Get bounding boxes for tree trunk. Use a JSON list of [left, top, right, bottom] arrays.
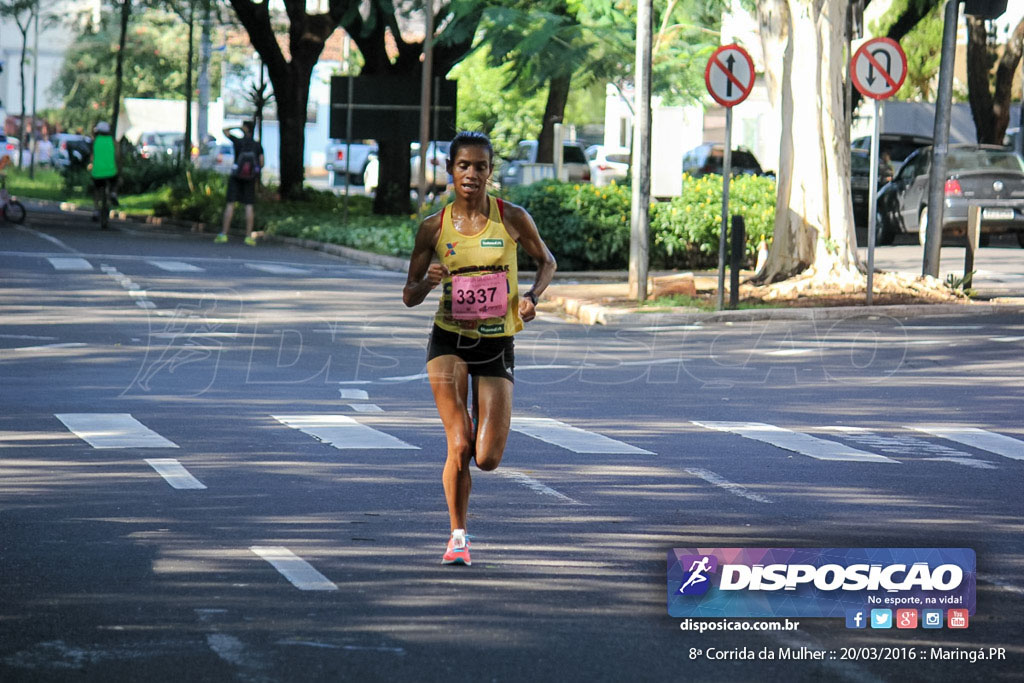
[[755, 0, 860, 284], [111, 0, 131, 137], [17, 16, 27, 169], [273, 62, 313, 200], [197, 0, 211, 147], [967, 15, 1024, 145], [536, 73, 571, 164], [373, 139, 413, 215]]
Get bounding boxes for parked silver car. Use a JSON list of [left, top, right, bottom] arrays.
[[499, 140, 591, 187]]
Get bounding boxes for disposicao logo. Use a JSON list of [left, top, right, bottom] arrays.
[[667, 548, 975, 619]]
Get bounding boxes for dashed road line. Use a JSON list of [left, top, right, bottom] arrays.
[[497, 469, 584, 504], [338, 389, 370, 400], [510, 417, 654, 454], [245, 263, 310, 275], [250, 546, 338, 591], [55, 413, 179, 449], [683, 467, 773, 503], [693, 421, 898, 463], [347, 404, 384, 413], [144, 458, 207, 489]]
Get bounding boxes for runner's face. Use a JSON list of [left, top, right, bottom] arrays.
[[449, 145, 492, 199]]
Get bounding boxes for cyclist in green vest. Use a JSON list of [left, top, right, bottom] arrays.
[[90, 121, 119, 222]]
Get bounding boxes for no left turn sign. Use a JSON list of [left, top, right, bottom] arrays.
[[705, 45, 755, 107], [851, 38, 907, 100]]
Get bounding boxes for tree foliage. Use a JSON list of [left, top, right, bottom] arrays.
[[52, 6, 225, 131]]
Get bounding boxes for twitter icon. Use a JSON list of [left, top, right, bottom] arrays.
[[870, 609, 893, 629]]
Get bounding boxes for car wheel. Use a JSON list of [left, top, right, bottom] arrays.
[[1017, 231, 1024, 248], [918, 206, 928, 247], [875, 210, 895, 246]]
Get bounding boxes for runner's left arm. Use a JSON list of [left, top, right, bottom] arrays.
[[504, 203, 556, 323]]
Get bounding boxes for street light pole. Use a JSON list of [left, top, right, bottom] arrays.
[[629, 0, 653, 302], [923, 0, 960, 277]]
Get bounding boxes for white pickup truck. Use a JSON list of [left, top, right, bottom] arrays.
[[324, 140, 377, 184]]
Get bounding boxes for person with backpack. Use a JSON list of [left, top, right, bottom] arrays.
[[216, 121, 264, 246]]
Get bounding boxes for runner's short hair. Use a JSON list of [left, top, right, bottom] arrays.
[[449, 131, 493, 166]]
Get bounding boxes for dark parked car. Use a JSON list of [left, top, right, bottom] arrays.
[[682, 143, 765, 178], [875, 144, 1024, 247], [851, 149, 894, 227], [851, 133, 931, 174], [50, 133, 92, 169]]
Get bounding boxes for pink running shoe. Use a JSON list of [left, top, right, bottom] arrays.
[[441, 529, 471, 566]]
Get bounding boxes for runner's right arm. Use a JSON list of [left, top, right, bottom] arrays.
[[403, 212, 447, 307]]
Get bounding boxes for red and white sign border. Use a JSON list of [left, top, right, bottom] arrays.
[[704, 44, 755, 108], [851, 37, 907, 100]]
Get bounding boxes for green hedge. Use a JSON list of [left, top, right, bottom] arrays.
[[505, 175, 775, 270]]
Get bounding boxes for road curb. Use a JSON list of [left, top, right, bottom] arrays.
[[543, 295, 1024, 325], [268, 235, 409, 272]]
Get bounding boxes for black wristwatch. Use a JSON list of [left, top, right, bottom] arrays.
[[523, 290, 538, 305]]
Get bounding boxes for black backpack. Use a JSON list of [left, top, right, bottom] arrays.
[[234, 143, 259, 180]]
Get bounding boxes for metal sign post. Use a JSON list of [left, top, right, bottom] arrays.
[[704, 44, 754, 311], [851, 37, 907, 304]]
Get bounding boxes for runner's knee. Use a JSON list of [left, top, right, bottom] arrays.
[[474, 450, 501, 471]]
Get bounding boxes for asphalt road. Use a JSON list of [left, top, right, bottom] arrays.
[[1, 213, 1022, 682]]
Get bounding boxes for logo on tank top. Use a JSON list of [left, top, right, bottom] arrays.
[[480, 238, 504, 248], [445, 242, 458, 256]]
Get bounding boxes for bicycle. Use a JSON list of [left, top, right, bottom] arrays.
[[0, 174, 26, 224], [94, 177, 116, 230]]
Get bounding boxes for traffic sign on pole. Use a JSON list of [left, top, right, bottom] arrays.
[[704, 45, 754, 108], [851, 38, 907, 100]]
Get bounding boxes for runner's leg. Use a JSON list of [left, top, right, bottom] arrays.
[[428, 355, 474, 531], [472, 375, 513, 471]]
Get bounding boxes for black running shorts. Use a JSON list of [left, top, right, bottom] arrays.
[[426, 324, 514, 383], [226, 176, 256, 205]]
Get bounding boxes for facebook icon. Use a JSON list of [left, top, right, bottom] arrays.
[[846, 609, 867, 629]]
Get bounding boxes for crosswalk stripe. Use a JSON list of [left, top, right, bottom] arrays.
[[245, 263, 309, 275], [339, 389, 370, 400], [47, 257, 92, 271], [55, 413, 179, 449], [347, 404, 384, 413], [144, 458, 207, 489], [909, 426, 1024, 461], [250, 547, 337, 591], [692, 421, 898, 463], [272, 415, 418, 450], [510, 417, 653, 454], [824, 426, 995, 469], [148, 260, 205, 273]]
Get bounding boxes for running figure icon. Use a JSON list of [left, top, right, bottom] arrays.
[[679, 556, 712, 593]]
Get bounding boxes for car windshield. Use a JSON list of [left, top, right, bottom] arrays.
[[882, 141, 929, 162], [563, 146, 586, 164], [606, 153, 630, 164], [947, 149, 1024, 172], [850, 151, 870, 174]]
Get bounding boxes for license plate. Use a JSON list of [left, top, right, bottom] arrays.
[[982, 208, 1015, 220]]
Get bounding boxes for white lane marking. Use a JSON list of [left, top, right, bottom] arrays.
[[206, 633, 249, 667], [496, 469, 583, 504], [761, 348, 815, 356], [824, 426, 996, 470], [55, 413, 179, 449], [272, 415, 418, 450], [348, 403, 383, 413], [991, 336, 1024, 343], [136, 300, 157, 309], [144, 458, 207, 489], [10, 342, 88, 352], [510, 417, 653, 454], [683, 468, 773, 503], [909, 426, 1024, 461], [339, 389, 369, 400], [250, 546, 338, 591], [47, 257, 93, 271], [245, 263, 309, 275], [17, 226, 81, 253], [693, 421, 898, 463], [0, 334, 58, 340], [381, 372, 429, 382], [148, 260, 205, 273]]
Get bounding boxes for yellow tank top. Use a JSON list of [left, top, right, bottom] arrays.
[[433, 196, 522, 338]]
